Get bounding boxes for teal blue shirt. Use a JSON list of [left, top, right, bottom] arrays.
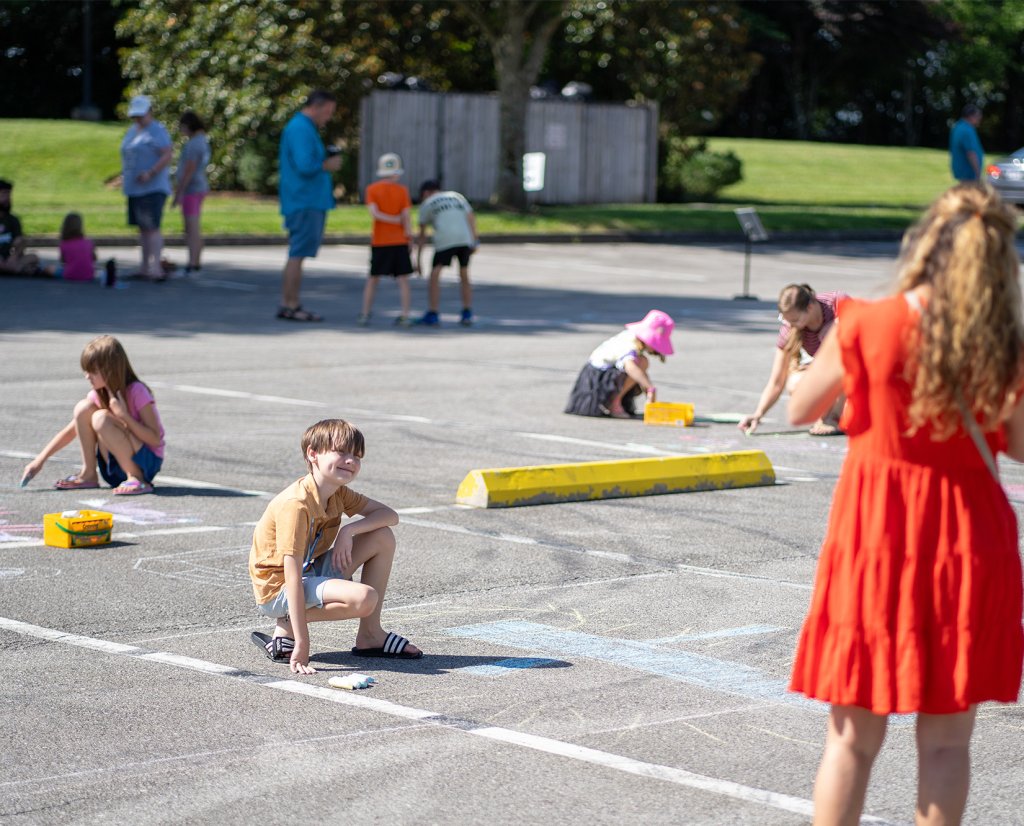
[[278, 112, 334, 215], [950, 119, 984, 181]]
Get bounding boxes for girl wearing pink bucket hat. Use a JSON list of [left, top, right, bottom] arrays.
[[564, 310, 675, 419]]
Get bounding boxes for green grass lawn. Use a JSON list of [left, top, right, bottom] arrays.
[[709, 137, 952, 208], [1, 118, 957, 238]]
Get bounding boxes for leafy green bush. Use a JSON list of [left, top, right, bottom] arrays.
[[659, 136, 742, 201], [236, 136, 278, 195]]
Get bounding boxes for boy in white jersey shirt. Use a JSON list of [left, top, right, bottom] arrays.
[[414, 180, 478, 326]]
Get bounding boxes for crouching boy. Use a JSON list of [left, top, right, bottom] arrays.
[[249, 418, 423, 674]]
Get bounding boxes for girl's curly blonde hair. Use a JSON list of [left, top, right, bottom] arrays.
[[897, 184, 1024, 439]]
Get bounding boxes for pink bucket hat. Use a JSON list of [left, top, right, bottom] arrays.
[[625, 309, 675, 356]]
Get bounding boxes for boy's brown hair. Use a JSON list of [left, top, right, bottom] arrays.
[[301, 419, 365, 470]]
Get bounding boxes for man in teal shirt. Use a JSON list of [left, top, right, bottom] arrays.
[[277, 90, 340, 322], [949, 104, 984, 182]]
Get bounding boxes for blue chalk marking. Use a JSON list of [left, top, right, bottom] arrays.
[[462, 657, 561, 676], [446, 620, 816, 710], [646, 624, 785, 645]]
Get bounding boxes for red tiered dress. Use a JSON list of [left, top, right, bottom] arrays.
[[790, 294, 1023, 714]]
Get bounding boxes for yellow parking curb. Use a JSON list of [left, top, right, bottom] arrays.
[[455, 450, 775, 508]]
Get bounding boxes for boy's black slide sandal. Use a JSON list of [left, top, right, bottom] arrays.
[[251, 631, 294, 662], [351, 631, 423, 660]]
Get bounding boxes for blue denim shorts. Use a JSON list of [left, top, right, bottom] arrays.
[[256, 552, 349, 619], [97, 444, 163, 487], [285, 208, 326, 259], [127, 193, 167, 231]]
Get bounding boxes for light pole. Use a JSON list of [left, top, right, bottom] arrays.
[[71, 0, 101, 121]]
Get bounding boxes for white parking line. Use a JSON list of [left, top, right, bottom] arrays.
[[0, 451, 273, 498], [516, 432, 678, 456], [132, 384, 741, 461], [119, 526, 228, 539], [0, 724, 427, 791], [0, 615, 893, 822], [401, 516, 812, 589]]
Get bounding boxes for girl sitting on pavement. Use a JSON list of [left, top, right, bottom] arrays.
[[56, 212, 97, 282], [21, 335, 165, 495], [564, 309, 675, 418]]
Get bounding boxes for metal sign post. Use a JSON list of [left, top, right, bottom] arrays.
[[733, 207, 769, 301]]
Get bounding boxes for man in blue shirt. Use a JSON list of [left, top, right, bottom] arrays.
[[949, 104, 984, 182], [277, 90, 340, 322]]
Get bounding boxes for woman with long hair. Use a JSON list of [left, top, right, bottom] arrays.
[[788, 184, 1024, 824]]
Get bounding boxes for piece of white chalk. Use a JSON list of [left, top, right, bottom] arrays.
[[328, 674, 375, 690]]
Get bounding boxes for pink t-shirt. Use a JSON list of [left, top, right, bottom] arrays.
[[59, 237, 96, 282], [88, 381, 165, 458]]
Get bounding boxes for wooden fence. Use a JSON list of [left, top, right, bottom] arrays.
[[359, 90, 658, 204]]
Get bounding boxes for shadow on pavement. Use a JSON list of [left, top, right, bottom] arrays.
[[3, 260, 791, 340], [307, 650, 573, 676]]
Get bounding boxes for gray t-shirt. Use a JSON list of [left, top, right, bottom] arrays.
[[178, 133, 210, 194], [121, 120, 173, 197], [419, 191, 474, 251]]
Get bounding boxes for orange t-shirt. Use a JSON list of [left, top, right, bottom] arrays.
[[365, 180, 412, 247]]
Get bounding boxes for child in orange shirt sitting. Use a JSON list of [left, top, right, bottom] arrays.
[[358, 153, 414, 327]]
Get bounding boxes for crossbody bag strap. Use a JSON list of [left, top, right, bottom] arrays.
[[905, 291, 1000, 482], [957, 393, 1000, 482]]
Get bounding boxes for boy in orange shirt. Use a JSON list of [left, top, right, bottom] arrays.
[[359, 153, 414, 326]]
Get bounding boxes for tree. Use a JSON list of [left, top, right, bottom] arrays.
[[458, 1, 568, 209], [114, 1, 758, 204], [552, 1, 757, 137], [0, 0, 126, 120], [117, 0, 491, 193], [719, 1, 952, 147], [932, 0, 1024, 151]]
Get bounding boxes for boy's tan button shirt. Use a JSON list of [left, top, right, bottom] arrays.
[[249, 474, 369, 605]]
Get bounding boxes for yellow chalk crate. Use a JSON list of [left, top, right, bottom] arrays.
[[643, 401, 695, 427], [43, 509, 114, 548]]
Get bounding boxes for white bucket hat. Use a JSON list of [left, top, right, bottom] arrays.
[[375, 152, 404, 177], [127, 95, 152, 117]]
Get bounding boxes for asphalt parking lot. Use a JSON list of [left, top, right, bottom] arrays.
[[2, 238, 1023, 825]]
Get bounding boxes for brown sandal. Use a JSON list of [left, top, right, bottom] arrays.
[[276, 305, 323, 322]]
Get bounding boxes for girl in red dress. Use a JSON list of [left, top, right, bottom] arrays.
[[788, 184, 1024, 825]]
